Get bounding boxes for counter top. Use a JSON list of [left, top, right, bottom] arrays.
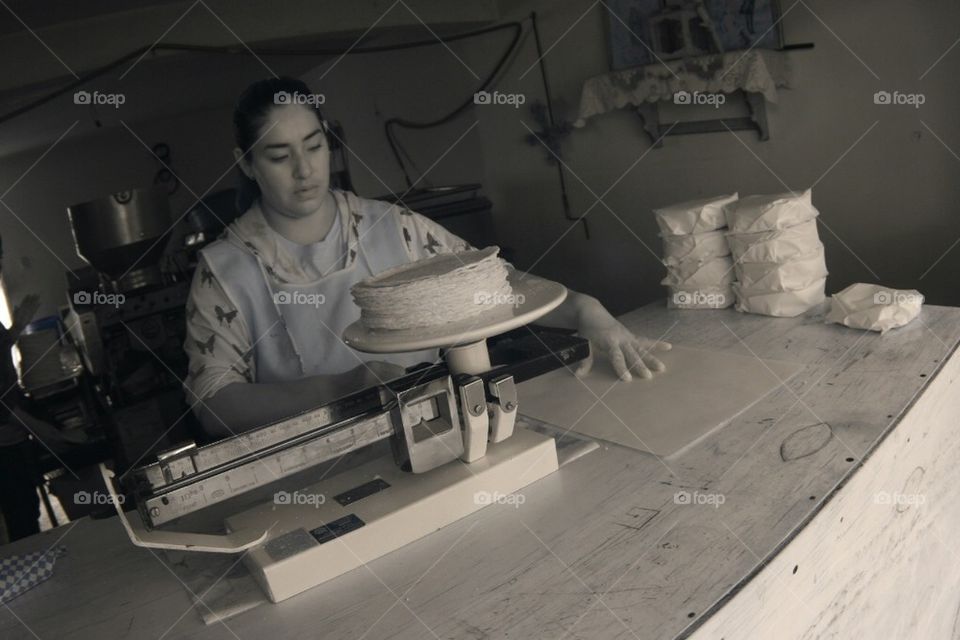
[[3, 303, 959, 639]]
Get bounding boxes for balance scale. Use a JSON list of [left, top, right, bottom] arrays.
[[105, 271, 584, 603]]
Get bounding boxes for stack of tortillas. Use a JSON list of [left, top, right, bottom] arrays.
[[654, 194, 738, 309], [723, 189, 827, 317], [351, 246, 512, 330]]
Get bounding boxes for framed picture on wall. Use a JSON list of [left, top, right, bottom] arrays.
[[606, 0, 784, 70]]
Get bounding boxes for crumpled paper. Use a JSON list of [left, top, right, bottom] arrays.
[[661, 255, 735, 288], [726, 219, 821, 263], [735, 245, 828, 291], [826, 283, 924, 333], [723, 188, 818, 233], [734, 277, 827, 317], [661, 229, 731, 266], [654, 193, 738, 235]]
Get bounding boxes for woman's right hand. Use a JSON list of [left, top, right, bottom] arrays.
[[200, 361, 407, 438]]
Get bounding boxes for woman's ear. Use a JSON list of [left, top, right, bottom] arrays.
[[234, 147, 254, 179]]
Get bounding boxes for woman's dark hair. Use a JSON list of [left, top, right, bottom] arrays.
[[233, 76, 327, 212]]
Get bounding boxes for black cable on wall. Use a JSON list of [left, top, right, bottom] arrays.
[[0, 17, 583, 237]]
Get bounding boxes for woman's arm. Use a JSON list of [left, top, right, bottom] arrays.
[[196, 361, 403, 438], [183, 254, 268, 434], [536, 289, 671, 381], [534, 289, 595, 331]]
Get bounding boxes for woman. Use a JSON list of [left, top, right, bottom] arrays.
[[185, 77, 670, 438]]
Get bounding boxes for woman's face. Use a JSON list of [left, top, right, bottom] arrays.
[[238, 104, 331, 218]]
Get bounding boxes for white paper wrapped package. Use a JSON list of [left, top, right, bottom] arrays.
[[734, 245, 828, 291], [661, 255, 735, 288], [661, 229, 731, 266], [826, 283, 924, 333], [653, 193, 738, 235], [667, 285, 735, 309], [726, 219, 821, 263], [723, 188, 818, 233], [734, 277, 827, 317]]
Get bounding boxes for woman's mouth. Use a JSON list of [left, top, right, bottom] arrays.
[[295, 185, 319, 198]]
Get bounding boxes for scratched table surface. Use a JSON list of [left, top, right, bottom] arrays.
[[3, 303, 959, 640]]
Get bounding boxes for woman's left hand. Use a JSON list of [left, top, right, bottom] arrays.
[[574, 300, 671, 381]]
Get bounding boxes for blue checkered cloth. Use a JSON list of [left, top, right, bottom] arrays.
[[0, 545, 66, 604]]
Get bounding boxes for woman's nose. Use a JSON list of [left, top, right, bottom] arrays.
[[293, 154, 313, 179]]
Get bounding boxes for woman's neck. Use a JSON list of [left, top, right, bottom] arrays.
[[261, 190, 337, 245]]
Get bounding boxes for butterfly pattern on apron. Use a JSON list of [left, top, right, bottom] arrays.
[[201, 190, 441, 384]]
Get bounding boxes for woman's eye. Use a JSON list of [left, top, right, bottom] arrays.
[[308, 145, 323, 152], [269, 156, 288, 163]]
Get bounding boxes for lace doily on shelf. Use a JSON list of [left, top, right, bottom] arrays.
[[574, 50, 793, 127]]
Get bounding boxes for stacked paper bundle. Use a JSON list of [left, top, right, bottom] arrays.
[[723, 189, 827, 317], [654, 194, 738, 309]]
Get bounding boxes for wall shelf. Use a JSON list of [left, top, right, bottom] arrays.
[[636, 90, 769, 147], [574, 50, 792, 147]]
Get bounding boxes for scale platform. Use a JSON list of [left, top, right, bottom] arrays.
[[342, 270, 567, 354], [226, 428, 558, 603]]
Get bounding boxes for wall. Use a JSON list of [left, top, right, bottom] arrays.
[[3, 0, 959, 321], [0, 34, 483, 319], [300, 39, 484, 197], [466, 0, 960, 313], [0, 106, 236, 318]]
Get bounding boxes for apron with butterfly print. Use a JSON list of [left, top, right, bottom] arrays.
[[201, 190, 439, 383]]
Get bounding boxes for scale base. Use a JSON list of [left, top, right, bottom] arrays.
[[225, 428, 559, 603]]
